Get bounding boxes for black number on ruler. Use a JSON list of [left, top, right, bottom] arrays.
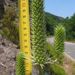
[[23, 21, 26, 24], [24, 46, 27, 48], [26, 62, 29, 65], [22, 0, 25, 1], [24, 40, 27, 42], [23, 15, 26, 18], [24, 27, 27, 30], [22, 9, 26, 12], [26, 70, 29, 71], [22, 3, 26, 7], [25, 52, 28, 54], [24, 34, 27, 36]]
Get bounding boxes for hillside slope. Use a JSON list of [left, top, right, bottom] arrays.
[[45, 12, 64, 35]]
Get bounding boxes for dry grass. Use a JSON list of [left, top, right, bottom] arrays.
[[63, 53, 75, 75]]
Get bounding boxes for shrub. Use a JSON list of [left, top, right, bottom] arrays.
[[0, 6, 19, 45]]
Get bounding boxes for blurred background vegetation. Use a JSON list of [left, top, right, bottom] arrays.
[[0, 0, 75, 75], [46, 12, 75, 42]]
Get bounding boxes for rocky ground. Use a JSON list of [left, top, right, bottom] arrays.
[[0, 35, 75, 75], [64, 53, 75, 75], [0, 35, 39, 75], [0, 35, 19, 75]]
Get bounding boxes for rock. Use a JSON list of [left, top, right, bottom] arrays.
[[0, 37, 41, 75], [0, 37, 19, 75], [0, 63, 6, 75], [0, 35, 2, 40], [32, 65, 39, 75], [0, 35, 3, 45], [0, 35, 43, 75], [1, 38, 18, 48], [0, 46, 4, 54], [0, 0, 17, 19]]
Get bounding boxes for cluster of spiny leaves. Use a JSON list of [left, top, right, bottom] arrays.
[[16, 52, 25, 75], [31, 0, 47, 64], [54, 25, 65, 63]]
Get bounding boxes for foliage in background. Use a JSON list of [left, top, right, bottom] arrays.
[[16, 52, 25, 75], [0, 5, 19, 45], [54, 25, 65, 64], [62, 14, 75, 41], [45, 12, 64, 36], [46, 12, 75, 41], [45, 12, 75, 42]]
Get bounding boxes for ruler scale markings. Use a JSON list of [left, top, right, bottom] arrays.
[[19, 0, 32, 75]]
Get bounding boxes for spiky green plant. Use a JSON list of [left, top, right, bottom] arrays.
[[16, 52, 25, 75], [54, 25, 65, 63], [31, 0, 47, 64]]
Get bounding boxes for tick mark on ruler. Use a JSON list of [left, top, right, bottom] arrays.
[[26, 70, 29, 71], [23, 22, 26, 24], [24, 40, 27, 42], [22, 0, 26, 1], [24, 46, 27, 48], [22, 9, 26, 12], [22, 3, 26, 7], [24, 27, 27, 30], [24, 34, 27, 36], [25, 52, 28, 54], [23, 15, 26, 18]]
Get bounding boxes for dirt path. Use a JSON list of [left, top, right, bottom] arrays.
[[64, 53, 75, 75]]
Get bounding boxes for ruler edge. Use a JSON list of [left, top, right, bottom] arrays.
[[18, 0, 32, 74]]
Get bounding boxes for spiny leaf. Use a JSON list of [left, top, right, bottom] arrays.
[[16, 52, 25, 75]]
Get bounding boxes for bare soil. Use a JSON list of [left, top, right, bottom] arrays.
[[64, 53, 75, 75]]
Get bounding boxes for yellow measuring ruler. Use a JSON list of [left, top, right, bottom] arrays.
[[19, 0, 32, 75]]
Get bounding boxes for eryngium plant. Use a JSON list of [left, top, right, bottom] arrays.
[[54, 25, 65, 63], [16, 52, 25, 75], [31, 0, 47, 64]]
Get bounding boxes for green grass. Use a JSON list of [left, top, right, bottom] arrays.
[[50, 64, 66, 75], [44, 63, 66, 75]]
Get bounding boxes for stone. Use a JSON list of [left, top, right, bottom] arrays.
[[0, 63, 6, 75], [0, 36, 19, 75], [0, 47, 4, 54]]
